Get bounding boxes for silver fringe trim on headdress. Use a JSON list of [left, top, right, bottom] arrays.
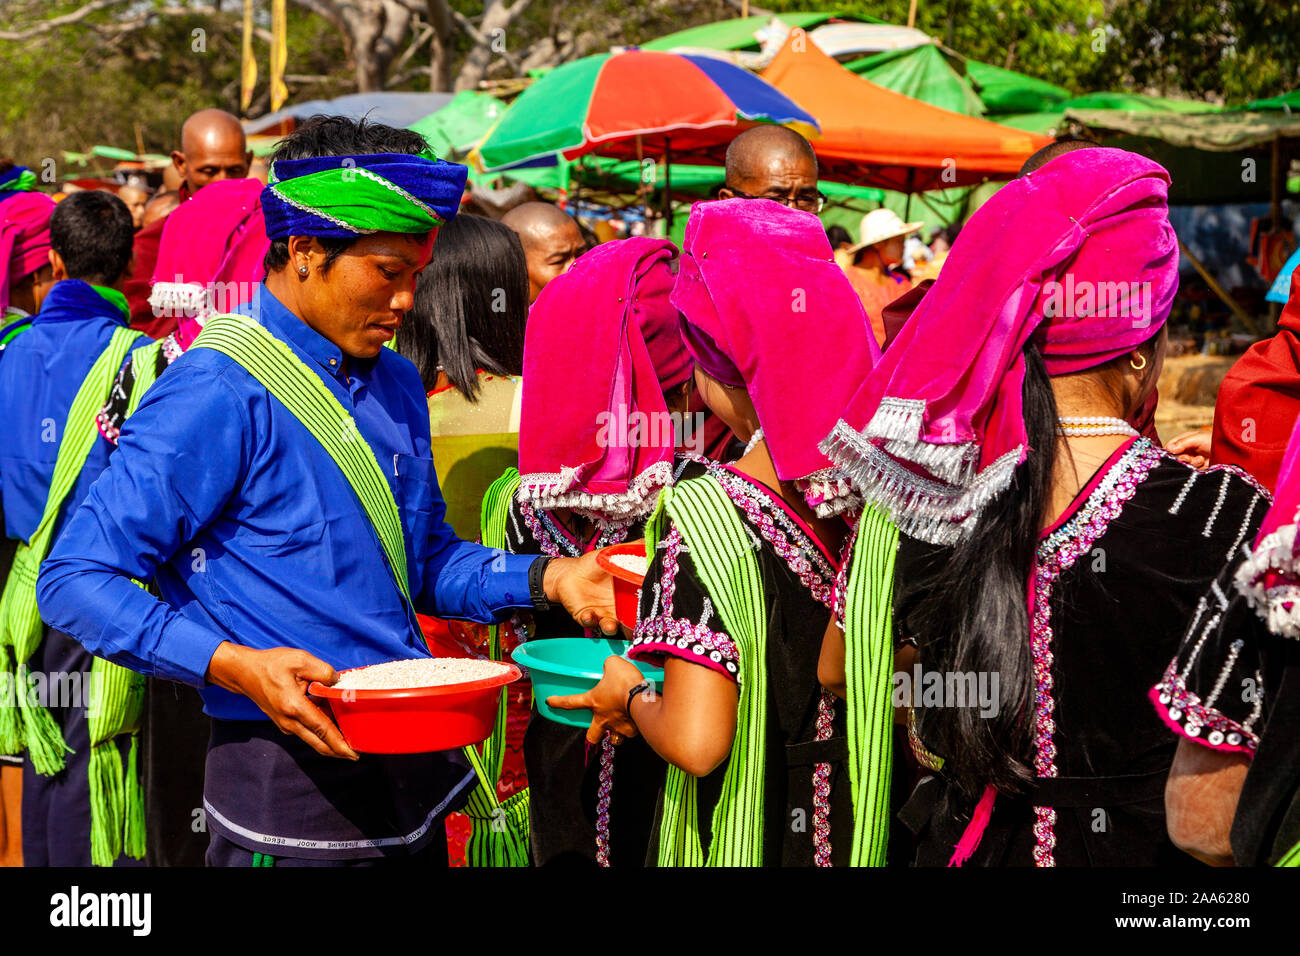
[[148, 281, 211, 321], [796, 466, 864, 519], [516, 458, 674, 528], [1234, 523, 1300, 640], [819, 397, 1023, 547]]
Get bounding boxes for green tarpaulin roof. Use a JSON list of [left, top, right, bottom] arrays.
[[641, 13, 873, 52], [408, 90, 507, 157], [844, 44, 1072, 119], [845, 44, 986, 117], [1065, 92, 1221, 114], [483, 155, 884, 203], [1067, 108, 1300, 151], [1245, 90, 1300, 111], [965, 59, 1071, 115]]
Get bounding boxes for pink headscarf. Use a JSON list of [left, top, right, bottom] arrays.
[[1237, 415, 1300, 637], [822, 147, 1178, 545], [0, 192, 55, 312], [672, 198, 880, 515], [518, 237, 682, 524], [149, 178, 268, 349]]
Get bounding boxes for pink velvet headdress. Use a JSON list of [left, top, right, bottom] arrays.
[[149, 177, 268, 348], [672, 197, 880, 515], [822, 147, 1179, 545], [518, 237, 682, 525], [1237, 416, 1300, 637], [0, 191, 55, 313]]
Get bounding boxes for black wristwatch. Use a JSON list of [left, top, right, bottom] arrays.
[[528, 556, 553, 611], [626, 680, 652, 719]]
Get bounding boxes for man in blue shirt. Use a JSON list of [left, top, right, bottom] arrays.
[[38, 118, 618, 865], [0, 190, 148, 866]]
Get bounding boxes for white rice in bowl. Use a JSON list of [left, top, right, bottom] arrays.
[[608, 553, 649, 577], [333, 658, 510, 690]]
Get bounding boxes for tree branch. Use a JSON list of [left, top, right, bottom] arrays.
[[0, 0, 132, 40]]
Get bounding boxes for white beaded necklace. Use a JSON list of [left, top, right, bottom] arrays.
[[743, 426, 766, 455], [1056, 415, 1138, 438]]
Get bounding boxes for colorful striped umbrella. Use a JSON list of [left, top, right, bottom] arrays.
[[474, 49, 820, 172]]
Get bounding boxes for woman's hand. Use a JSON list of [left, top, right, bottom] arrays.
[[1166, 428, 1212, 470], [548, 655, 646, 745], [544, 552, 620, 636]]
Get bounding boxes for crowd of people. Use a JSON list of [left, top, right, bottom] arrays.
[[1, 104, 1299, 869]]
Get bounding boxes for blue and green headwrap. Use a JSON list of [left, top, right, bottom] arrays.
[[261, 152, 467, 241], [0, 166, 37, 200]]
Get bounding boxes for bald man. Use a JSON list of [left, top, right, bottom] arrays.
[[126, 109, 252, 336], [172, 108, 253, 191], [502, 201, 587, 303], [717, 125, 823, 214]]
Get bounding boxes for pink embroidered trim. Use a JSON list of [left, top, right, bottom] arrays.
[[518, 500, 630, 559], [1029, 439, 1162, 867], [1149, 662, 1258, 755], [710, 465, 838, 610], [628, 627, 740, 678], [595, 731, 615, 867], [813, 690, 834, 866], [832, 522, 859, 631], [516, 500, 630, 865]]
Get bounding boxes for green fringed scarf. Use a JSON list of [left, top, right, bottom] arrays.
[[0, 325, 152, 866], [840, 505, 899, 866], [460, 468, 531, 866], [646, 474, 769, 866]]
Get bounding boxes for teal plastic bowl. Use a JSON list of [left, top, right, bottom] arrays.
[[512, 638, 664, 728]]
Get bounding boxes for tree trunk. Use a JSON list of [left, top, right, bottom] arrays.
[[427, 0, 455, 91], [454, 0, 525, 92]]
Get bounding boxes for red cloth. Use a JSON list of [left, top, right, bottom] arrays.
[[1211, 270, 1300, 491], [125, 183, 190, 338]]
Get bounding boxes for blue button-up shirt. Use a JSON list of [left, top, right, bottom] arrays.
[[0, 279, 146, 545], [38, 283, 536, 721]]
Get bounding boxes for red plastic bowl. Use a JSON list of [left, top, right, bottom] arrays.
[[308, 662, 521, 754], [596, 541, 649, 629]]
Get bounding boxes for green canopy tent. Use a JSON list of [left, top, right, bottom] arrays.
[[640, 13, 876, 53], [965, 59, 1071, 115], [407, 90, 508, 159], [845, 43, 986, 117]]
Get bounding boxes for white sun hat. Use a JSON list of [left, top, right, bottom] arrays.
[[850, 208, 925, 255]]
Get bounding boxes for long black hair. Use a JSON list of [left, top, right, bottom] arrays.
[[397, 213, 528, 398], [903, 339, 1058, 803], [903, 335, 1161, 804]]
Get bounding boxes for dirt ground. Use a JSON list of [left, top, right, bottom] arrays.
[[1153, 353, 1238, 440]]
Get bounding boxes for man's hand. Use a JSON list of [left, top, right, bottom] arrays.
[[1166, 427, 1212, 470], [544, 552, 620, 636], [205, 642, 359, 761], [548, 655, 645, 745]]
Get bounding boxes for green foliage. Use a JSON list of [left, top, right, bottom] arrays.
[[2, 1, 1296, 171], [765, 0, 1297, 106], [0, 0, 343, 168]]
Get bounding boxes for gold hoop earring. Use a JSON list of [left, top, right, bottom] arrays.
[[1129, 353, 1147, 371]]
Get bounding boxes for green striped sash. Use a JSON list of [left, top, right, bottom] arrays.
[[190, 314, 412, 610], [842, 505, 899, 866], [654, 474, 768, 866], [85, 342, 161, 866], [0, 325, 143, 773], [461, 468, 531, 867]]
